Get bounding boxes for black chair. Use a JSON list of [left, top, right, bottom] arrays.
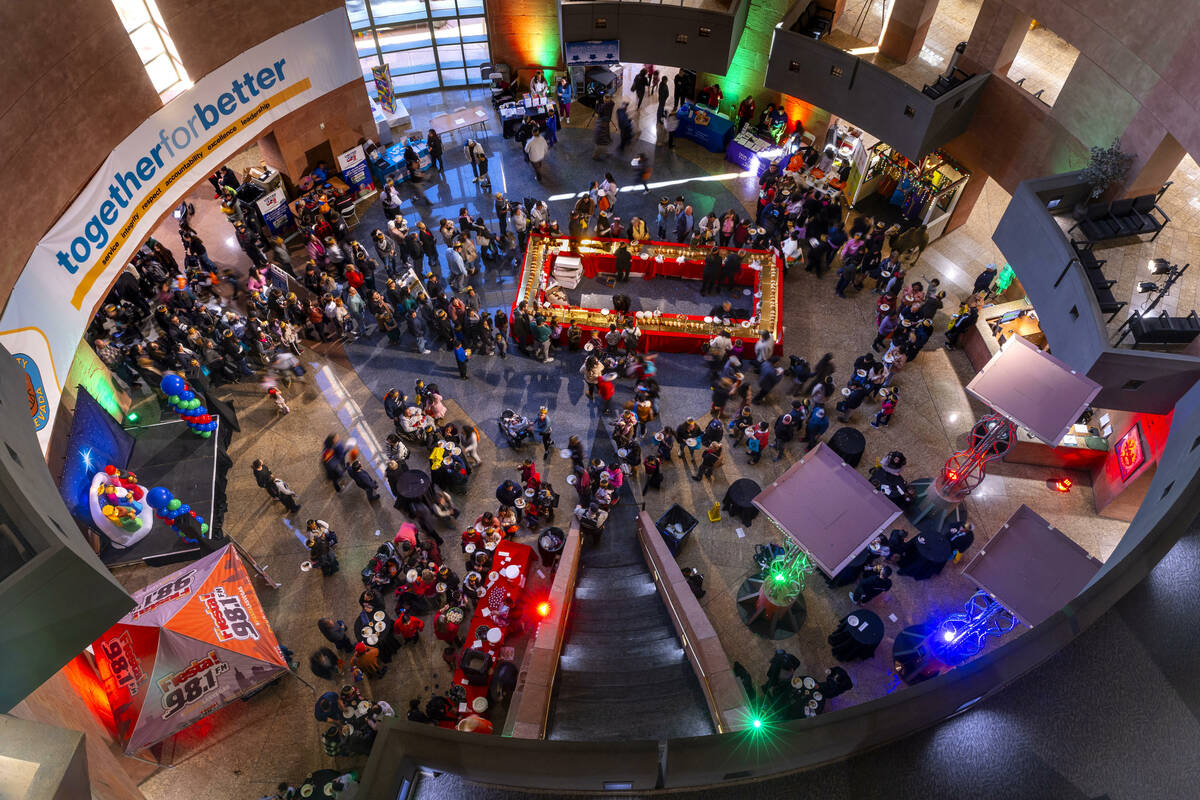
[[1071, 240, 1106, 270], [1070, 193, 1170, 243], [1086, 269, 1116, 291], [1070, 202, 1116, 241], [790, 1, 834, 39], [1091, 284, 1126, 322], [1130, 311, 1200, 346], [1131, 194, 1170, 240]]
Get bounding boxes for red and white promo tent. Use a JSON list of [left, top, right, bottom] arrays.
[[91, 545, 288, 753]]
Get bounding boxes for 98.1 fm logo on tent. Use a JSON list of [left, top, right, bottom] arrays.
[[158, 650, 228, 719], [131, 569, 196, 621], [200, 585, 261, 642], [100, 631, 145, 695]]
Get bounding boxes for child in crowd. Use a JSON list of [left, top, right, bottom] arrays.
[[268, 386, 290, 415]]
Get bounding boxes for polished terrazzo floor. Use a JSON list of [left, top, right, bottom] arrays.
[[109, 83, 1133, 797]]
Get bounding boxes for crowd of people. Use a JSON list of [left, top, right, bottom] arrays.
[[80, 59, 1004, 774]]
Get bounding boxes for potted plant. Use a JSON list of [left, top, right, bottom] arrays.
[[1079, 138, 1134, 200]]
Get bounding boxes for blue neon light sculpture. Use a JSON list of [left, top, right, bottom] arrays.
[[930, 590, 1017, 665]]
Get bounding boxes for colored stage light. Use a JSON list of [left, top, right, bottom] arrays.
[[752, 718, 763, 729], [536, 601, 551, 618], [126, 411, 139, 424]]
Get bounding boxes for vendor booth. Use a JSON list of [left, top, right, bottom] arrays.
[[674, 100, 736, 153], [846, 142, 970, 239], [89, 545, 289, 753], [501, 94, 557, 139], [512, 235, 783, 355], [368, 136, 433, 187], [726, 127, 787, 174]]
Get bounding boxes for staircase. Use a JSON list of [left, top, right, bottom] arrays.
[[545, 421, 714, 741]]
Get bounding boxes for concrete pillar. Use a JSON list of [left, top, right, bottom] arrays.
[[829, 0, 848, 27], [941, 167, 987, 235], [879, 0, 940, 64], [1119, 109, 1186, 199], [959, 0, 1031, 75], [10, 661, 146, 800]]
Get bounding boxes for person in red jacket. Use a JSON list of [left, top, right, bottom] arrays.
[[461, 526, 484, 552], [737, 95, 756, 132], [519, 458, 541, 490], [394, 611, 425, 644], [597, 371, 616, 414], [434, 606, 463, 647]]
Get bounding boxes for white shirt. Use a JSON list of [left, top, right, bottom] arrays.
[[755, 337, 774, 362], [525, 135, 548, 162]]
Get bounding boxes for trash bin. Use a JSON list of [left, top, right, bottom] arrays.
[[538, 526, 566, 567], [656, 504, 698, 556]]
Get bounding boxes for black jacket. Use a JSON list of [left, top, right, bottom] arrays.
[[615, 248, 632, 274], [721, 253, 742, 277]]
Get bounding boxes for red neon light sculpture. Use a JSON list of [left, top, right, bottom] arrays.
[[932, 413, 1018, 504]]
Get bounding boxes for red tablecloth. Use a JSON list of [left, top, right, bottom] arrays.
[[450, 540, 534, 713], [557, 322, 765, 355], [573, 250, 759, 285]]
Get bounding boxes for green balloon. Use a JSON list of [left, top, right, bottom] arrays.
[[188, 399, 201, 410], [168, 395, 180, 405], [167, 499, 182, 511], [201, 523, 209, 534], [200, 431, 213, 438]]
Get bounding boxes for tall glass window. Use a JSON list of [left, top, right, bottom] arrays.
[[111, 0, 192, 104], [347, 0, 491, 98]]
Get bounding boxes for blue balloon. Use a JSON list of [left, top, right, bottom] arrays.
[[179, 391, 195, 402], [161, 374, 185, 396], [146, 487, 172, 509], [178, 504, 190, 515], [195, 517, 205, 525]]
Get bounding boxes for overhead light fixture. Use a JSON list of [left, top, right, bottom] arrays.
[[1148, 258, 1173, 275], [1136, 281, 1160, 294]]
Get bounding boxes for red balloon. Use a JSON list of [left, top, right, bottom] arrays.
[[104, 465, 117, 475], [189, 510, 197, 516]]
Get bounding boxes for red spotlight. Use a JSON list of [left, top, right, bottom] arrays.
[[536, 601, 552, 618], [1048, 476, 1073, 493]]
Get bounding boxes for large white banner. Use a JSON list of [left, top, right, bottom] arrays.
[[0, 8, 361, 451]]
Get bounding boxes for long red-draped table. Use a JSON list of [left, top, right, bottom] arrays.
[[449, 540, 534, 717], [513, 235, 783, 356], [575, 250, 759, 285]]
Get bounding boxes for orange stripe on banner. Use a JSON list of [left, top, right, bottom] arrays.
[[70, 78, 313, 309]]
